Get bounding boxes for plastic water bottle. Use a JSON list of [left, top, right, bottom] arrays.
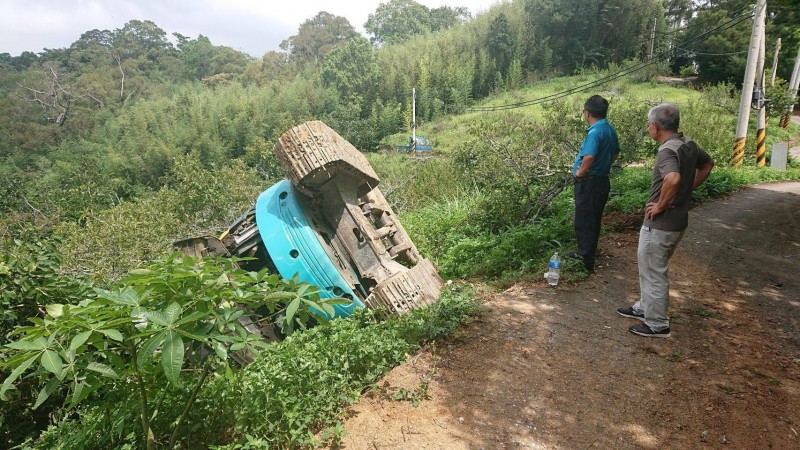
[[545, 252, 561, 286]]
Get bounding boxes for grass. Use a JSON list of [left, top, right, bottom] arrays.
[[382, 72, 710, 155]]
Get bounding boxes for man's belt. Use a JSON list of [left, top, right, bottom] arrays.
[[573, 175, 608, 181]]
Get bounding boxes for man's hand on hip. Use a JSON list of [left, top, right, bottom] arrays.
[[645, 202, 669, 219]]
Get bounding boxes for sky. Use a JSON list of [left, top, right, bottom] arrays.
[[0, 0, 502, 57]]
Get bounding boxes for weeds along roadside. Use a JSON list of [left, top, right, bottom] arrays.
[[14, 285, 481, 449], [385, 95, 800, 282]]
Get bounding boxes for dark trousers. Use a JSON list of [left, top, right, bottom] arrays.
[[573, 176, 611, 269]]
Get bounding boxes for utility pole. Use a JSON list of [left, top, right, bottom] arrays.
[[412, 87, 417, 154], [770, 38, 781, 86], [731, 0, 767, 166], [649, 19, 656, 60], [780, 46, 800, 128], [755, 24, 767, 167]]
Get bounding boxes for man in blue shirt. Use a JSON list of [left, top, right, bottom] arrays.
[[571, 95, 620, 271]]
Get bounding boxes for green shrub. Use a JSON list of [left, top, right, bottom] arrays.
[[56, 155, 264, 281], [401, 191, 480, 262], [366, 153, 467, 214], [679, 65, 696, 78], [606, 167, 652, 212], [694, 166, 800, 201], [0, 237, 92, 448], [3, 255, 342, 450], [217, 286, 481, 448]]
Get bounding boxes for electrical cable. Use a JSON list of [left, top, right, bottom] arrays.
[[467, 7, 753, 112]]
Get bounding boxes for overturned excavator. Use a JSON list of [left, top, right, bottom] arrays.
[[174, 121, 443, 326]]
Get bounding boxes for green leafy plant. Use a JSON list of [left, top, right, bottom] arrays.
[[0, 237, 92, 340], [228, 286, 482, 447], [1, 254, 341, 449], [0, 236, 93, 448], [392, 382, 431, 407]]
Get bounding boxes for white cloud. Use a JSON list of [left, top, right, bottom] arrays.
[[0, 0, 502, 57]]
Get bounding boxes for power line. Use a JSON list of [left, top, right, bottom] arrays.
[[467, 6, 753, 112], [469, 10, 751, 112], [674, 47, 749, 56]]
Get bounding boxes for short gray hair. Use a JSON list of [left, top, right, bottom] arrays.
[[647, 103, 680, 131]]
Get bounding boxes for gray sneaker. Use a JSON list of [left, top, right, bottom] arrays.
[[617, 306, 645, 321], [629, 322, 670, 338]]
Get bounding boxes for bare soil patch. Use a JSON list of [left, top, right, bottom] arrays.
[[332, 183, 800, 450]]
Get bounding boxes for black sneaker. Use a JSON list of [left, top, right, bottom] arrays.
[[566, 252, 594, 272], [617, 306, 645, 321], [629, 322, 670, 338]]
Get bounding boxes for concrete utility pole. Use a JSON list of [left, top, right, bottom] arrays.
[[731, 0, 767, 166], [412, 87, 417, 153], [770, 38, 781, 86], [756, 24, 767, 167], [780, 46, 800, 128], [649, 19, 656, 59]]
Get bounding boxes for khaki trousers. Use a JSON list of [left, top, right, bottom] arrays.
[[632, 225, 685, 331]]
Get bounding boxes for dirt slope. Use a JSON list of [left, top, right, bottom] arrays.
[[332, 182, 800, 450]]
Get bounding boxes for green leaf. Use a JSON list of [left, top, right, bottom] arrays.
[[70, 380, 92, 405], [33, 379, 59, 409], [174, 310, 206, 327], [101, 287, 141, 306], [321, 303, 336, 318], [137, 331, 166, 368], [98, 329, 124, 342], [6, 336, 48, 351], [263, 291, 299, 301], [230, 342, 245, 351], [285, 297, 301, 325], [128, 269, 153, 276], [86, 362, 119, 379], [40, 350, 64, 376], [69, 331, 92, 352], [144, 310, 170, 327], [175, 329, 209, 343], [164, 303, 182, 325], [213, 342, 228, 360], [161, 331, 184, 385], [296, 283, 310, 297], [45, 304, 65, 318], [0, 354, 38, 399]]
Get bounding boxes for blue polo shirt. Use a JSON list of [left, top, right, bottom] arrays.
[[572, 119, 620, 176]]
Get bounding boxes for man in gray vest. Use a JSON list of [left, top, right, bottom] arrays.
[[617, 103, 715, 338]]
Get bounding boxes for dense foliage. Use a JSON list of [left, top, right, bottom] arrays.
[[2, 0, 797, 234], [2, 0, 800, 448], [2, 253, 350, 449], [11, 286, 480, 449]]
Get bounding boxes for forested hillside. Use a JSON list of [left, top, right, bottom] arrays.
[[1, 0, 799, 448]]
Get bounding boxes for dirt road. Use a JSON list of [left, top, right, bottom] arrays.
[[334, 182, 800, 450]]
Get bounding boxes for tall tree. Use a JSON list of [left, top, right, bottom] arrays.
[[429, 6, 471, 32], [321, 36, 380, 108], [280, 12, 358, 65], [523, 0, 663, 71], [682, 4, 751, 83], [112, 20, 174, 60], [487, 13, 514, 77], [365, 0, 432, 46]]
